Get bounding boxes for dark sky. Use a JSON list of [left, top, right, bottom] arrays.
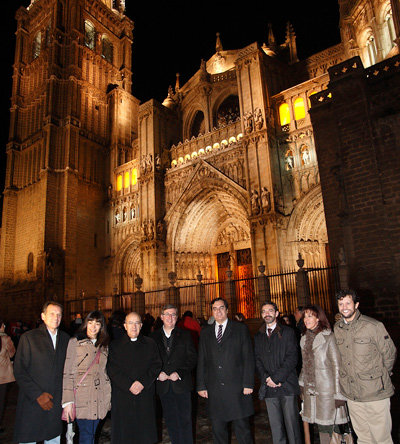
[[0, 0, 341, 194]]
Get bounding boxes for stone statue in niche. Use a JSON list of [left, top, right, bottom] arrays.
[[251, 190, 260, 214], [302, 148, 310, 165], [155, 154, 161, 170], [115, 212, 121, 224], [244, 111, 254, 134], [107, 184, 113, 200], [285, 153, 294, 170], [261, 187, 271, 212], [254, 108, 264, 130], [123, 207, 127, 222], [140, 154, 153, 175], [148, 219, 155, 241]]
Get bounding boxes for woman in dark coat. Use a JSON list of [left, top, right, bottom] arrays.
[[106, 312, 161, 444]]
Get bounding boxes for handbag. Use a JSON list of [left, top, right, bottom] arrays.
[[62, 348, 101, 422], [330, 403, 354, 444]]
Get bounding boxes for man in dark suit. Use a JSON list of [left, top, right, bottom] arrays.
[[254, 301, 301, 444], [13, 301, 69, 444], [197, 298, 254, 444], [151, 304, 197, 444]]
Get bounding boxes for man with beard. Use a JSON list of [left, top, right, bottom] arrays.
[[254, 301, 301, 444], [197, 298, 254, 444], [334, 290, 397, 444], [107, 312, 161, 444]]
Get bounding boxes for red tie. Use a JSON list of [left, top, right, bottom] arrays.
[[267, 328, 272, 337]]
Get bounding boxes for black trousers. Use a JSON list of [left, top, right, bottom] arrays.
[[211, 416, 253, 444], [160, 386, 193, 444], [265, 396, 302, 444]]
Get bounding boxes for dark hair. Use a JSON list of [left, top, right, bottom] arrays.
[[76, 311, 109, 348], [182, 310, 193, 318], [335, 289, 359, 303], [161, 304, 178, 314], [42, 300, 63, 313], [302, 305, 331, 334], [261, 301, 279, 312], [210, 298, 228, 309]]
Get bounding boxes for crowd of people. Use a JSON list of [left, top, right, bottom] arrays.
[[0, 289, 397, 444]]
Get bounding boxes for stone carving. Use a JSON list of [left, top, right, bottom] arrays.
[[301, 147, 310, 165], [251, 190, 260, 214], [115, 211, 121, 224], [142, 219, 155, 241], [244, 112, 254, 134], [285, 152, 294, 169], [156, 219, 166, 240], [155, 154, 161, 170], [244, 109, 263, 133], [254, 108, 264, 130], [140, 154, 153, 175], [261, 187, 271, 212]]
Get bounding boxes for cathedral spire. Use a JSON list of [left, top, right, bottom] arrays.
[[267, 23, 277, 52], [216, 32, 223, 52], [175, 73, 180, 93]]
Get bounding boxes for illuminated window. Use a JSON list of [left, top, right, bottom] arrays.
[[124, 172, 130, 188], [308, 91, 318, 107], [33, 32, 41, 59], [85, 21, 95, 50], [116, 174, 122, 191], [279, 103, 291, 126], [294, 98, 306, 120], [131, 168, 138, 185], [102, 35, 113, 63]]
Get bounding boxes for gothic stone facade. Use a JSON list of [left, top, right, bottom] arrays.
[[0, 0, 399, 321]]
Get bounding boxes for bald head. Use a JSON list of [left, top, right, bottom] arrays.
[[124, 312, 142, 339]]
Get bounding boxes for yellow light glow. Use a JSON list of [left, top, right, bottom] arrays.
[[184, 154, 191, 162], [178, 157, 184, 164], [213, 143, 220, 150], [171, 159, 178, 167], [229, 136, 236, 144], [294, 98, 306, 120], [198, 148, 205, 155], [131, 168, 137, 185], [124, 171, 130, 188], [237, 133, 243, 140], [191, 151, 198, 158], [308, 91, 317, 107], [221, 139, 228, 147], [205, 146, 212, 152], [279, 103, 291, 126], [116, 174, 122, 191]]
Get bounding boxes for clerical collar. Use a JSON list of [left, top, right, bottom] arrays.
[[130, 337, 138, 342]]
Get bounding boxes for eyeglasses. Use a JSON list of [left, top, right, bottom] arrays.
[[162, 313, 177, 318]]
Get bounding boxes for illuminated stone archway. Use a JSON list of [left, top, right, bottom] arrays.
[[166, 162, 251, 283], [112, 236, 141, 293], [286, 185, 328, 267]]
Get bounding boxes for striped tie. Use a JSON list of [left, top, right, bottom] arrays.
[[217, 324, 223, 343]]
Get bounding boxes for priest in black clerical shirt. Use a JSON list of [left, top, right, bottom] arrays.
[[151, 304, 197, 444], [107, 312, 161, 444]]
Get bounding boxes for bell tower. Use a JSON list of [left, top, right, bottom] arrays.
[[0, 0, 137, 316]]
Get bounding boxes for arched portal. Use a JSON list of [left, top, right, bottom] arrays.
[[286, 185, 328, 267]]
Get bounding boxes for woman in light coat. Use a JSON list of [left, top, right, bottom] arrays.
[[299, 305, 347, 444], [0, 319, 15, 433], [62, 311, 111, 444]]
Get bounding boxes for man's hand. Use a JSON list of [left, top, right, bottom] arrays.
[[169, 372, 180, 381], [129, 380, 144, 395], [37, 392, 54, 410], [266, 377, 281, 388], [158, 371, 168, 381], [198, 390, 208, 398], [243, 388, 253, 395]]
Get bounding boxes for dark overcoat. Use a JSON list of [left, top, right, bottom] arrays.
[[13, 323, 69, 442], [106, 333, 162, 444], [254, 323, 300, 399], [196, 320, 255, 421], [151, 327, 197, 396]]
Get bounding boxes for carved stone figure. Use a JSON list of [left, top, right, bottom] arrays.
[[302, 148, 310, 165], [251, 190, 260, 214], [254, 108, 264, 130], [261, 187, 271, 212]]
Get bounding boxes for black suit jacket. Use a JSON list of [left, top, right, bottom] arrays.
[[196, 319, 255, 421], [151, 327, 197, 395]]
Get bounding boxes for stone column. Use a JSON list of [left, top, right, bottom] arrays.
[[257, 261, 271, 308], [295, 253, 311, 307], [166, 271, 180, 312], [225, 268, 237, 317], [196, 271, 206, 318], [132, 274, 146, 316]]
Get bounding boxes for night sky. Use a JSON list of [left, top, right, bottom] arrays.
[[0, 0, 341, 198]]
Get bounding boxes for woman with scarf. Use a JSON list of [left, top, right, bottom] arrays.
[[62, 311, 111, 444], [299, 305, 347, 444]]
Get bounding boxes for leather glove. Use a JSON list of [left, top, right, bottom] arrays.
[[335, 399, 346, 408], [37, 392, 54, 411]]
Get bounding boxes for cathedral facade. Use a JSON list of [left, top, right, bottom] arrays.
[[0, 0, 399, 320]]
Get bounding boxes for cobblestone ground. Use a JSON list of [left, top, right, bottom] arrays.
[[2, 381, 399, 443]]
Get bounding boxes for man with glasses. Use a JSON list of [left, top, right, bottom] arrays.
[[197, 298, 255, 443], [151, 304, 197, 443], [107, 312, 161, 444]]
